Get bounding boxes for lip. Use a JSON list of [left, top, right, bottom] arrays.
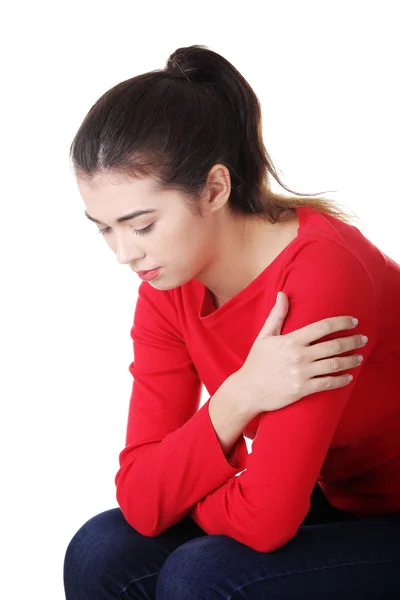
[[136, 267, 161, 281], [136, 267, 160, 276]]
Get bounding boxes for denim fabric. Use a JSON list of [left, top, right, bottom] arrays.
[[63, 484, 400, 599]]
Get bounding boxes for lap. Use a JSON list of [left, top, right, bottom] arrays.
[[63, 506, 207, 599], [63, 492, 400, 600], [157, 512, 400, 599]]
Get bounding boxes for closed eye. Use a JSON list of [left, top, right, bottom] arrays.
[[97, 223, 155, 236]]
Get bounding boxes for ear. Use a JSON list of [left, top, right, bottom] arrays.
[[202, 164, 232, 216]]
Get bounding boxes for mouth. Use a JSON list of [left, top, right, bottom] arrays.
[[136, 267, 160, 275], [135, 267, 161, 281]]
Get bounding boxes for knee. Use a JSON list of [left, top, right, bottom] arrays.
[[157, 536, 223, 600], [63, 507, 126, 600]]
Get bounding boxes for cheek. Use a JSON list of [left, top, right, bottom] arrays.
[[159, 214, 211, 261], [168, 226, 206, 257]]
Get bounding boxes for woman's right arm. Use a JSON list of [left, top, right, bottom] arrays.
[[115, 281, 249, 537]]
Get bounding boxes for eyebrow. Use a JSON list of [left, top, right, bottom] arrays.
[[84, 209, 156, 225]]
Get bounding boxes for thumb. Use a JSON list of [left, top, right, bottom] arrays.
[[259, 291, 289, 337]]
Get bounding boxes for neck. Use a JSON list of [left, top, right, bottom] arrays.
[[196, 209, 298, 307]]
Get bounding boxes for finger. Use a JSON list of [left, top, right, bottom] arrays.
[[261, 291, 289, 336], [307, 334, 366, 361], [288, 316, 358, 346]]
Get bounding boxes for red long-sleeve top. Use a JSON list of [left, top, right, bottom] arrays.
[[115, 205, 400, 553]]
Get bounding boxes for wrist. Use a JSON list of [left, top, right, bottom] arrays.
[[223, 372, 259, 421]]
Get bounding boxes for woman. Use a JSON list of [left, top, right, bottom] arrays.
[[63, 45, 400, 599]]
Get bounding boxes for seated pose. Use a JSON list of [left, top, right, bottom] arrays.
[[64, 44, 400, 599]]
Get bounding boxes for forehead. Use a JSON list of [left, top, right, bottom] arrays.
[[78, 174, 164, 226], [77, 172, 159, 198]]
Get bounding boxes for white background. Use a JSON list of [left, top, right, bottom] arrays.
[[1, 1, 399, 597]]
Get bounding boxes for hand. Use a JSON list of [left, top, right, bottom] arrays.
[[230, 291, 368, 413]]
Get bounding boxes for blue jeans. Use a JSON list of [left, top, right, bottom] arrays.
[[63, 484, 400, 599]]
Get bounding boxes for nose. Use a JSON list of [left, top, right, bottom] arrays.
[[115, 236, 145, 266], [117, 250, 145, 266]]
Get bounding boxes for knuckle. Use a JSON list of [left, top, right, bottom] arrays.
[[289, 364, 301, 380], [329, 357, 340, 371], [320, 320, 333, 335], [291, 349, 303, 365], [330, 339, 341, 354], [285, 337, 297, 350], [292, 377, 302, 395]]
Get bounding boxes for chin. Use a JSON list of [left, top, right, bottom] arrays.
[[149, 281, 177, 292], [150, 270, 193, 291]]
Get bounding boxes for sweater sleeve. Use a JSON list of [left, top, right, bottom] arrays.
[[114, 281, 248, 536], [188, 240, 378, 552]]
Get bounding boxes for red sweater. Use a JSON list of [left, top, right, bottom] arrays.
[[115, 205, 400, 553]]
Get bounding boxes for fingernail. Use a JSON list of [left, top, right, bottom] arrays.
[[352, 318, 359, 326]]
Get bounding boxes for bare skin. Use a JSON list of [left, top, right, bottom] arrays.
[[77, 164, 299, 307]]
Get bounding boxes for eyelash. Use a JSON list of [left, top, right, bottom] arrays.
[[97, 223, 155, 237]]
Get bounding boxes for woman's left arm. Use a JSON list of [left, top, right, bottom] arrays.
[[188, 240, 378, 553]]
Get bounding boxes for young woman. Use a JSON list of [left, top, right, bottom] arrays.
[[63, 45, 400, 599]]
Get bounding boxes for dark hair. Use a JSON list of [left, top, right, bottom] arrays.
[[69, 44, 358, 225]]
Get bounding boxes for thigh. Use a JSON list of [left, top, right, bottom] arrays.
[[63, 507, 207, 599], [156, 512, 400, 600]]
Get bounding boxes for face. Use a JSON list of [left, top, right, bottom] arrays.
[[77, 171, 220, 290]]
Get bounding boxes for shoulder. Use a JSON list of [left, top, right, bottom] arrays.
[[281, 236, 378, 342], [286, 236, 373, 285]]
